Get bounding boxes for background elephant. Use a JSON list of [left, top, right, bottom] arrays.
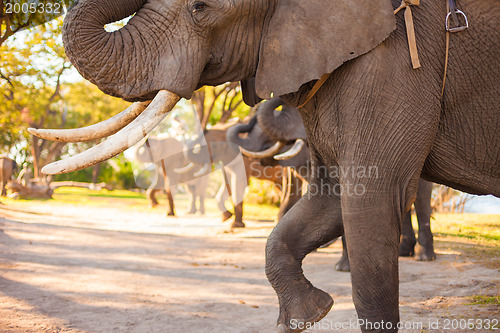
[[0, 157, 17, 196], [146, 165, 207, 215], [135, 137, 209, 216], [33, 0, 500, 331], [239, 98, 436, 271], [182, 122, 284, 228], [227, 116, 305, 222]]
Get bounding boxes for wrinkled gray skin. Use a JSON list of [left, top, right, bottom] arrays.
[[0, 157, 17, 196], [63, 0, 500, 331], [252, 98, 436, 272], [135, 138, 208, 216], [227, 115, 304, 222]]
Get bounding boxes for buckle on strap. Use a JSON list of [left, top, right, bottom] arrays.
[[446, 9, 468, 32]]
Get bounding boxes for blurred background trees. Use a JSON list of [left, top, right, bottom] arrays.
[[0, 15, 251, 190]]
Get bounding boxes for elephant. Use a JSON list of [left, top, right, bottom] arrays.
[[239, 98, 436, 270], [227, 115, 306, 222], [135, 137, 209, 216], [181, 121, 284, 228], [0, 157, 17, 196], [30, 0, 500, 331]]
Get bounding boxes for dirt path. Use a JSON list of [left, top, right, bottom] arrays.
[[0, 202, 498, 332]]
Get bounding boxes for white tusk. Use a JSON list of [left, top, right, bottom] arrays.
[[28, 101, 151, 142], [274, 139, 305, 160], [193, 163, 210, 177], [174, 162, 194, 173], [40, 90, 180, 175], [239, 141, 285, 159]]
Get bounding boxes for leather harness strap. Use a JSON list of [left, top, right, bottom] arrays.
[[297, 72, 332, 108], [394, 0, 421, 69], [298, 0, 468, 108], [441, 1, 451, 97], [442, 0, 468, 96]]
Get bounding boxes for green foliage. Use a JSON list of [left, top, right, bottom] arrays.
[[1, 18, 132, 185], [418, 213, 500, 245], [1, 1, 75, 46], [100, 156, 136, 190], [53, 155, 136, 190], [245, 178, 281, 206], [467, 295, 500, 306], [63, 80, 131, 130], [0, 17, 70, 156]]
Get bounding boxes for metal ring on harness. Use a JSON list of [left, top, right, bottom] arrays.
[[445, 9, 468, 32]]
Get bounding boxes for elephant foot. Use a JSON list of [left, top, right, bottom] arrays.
[[399, 237, 416, 257], [276, 287, 333, 333], [335, 255, 350, 272], [415, 243, 436, 261], [167, 211, 176, 217], [231, 220, 245, 228], [222, 211, 233, 222], [188, 209, 197, 214]]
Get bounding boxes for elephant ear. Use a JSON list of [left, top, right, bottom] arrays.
[[241, 78, 263, 107], [255, 0, 396, 99]]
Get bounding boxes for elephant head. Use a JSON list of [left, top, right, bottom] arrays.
[[28, 0, 395, 175], [226, 116, 278, 166], [184, 126, 240, 169], [231, 99, 310, 170]]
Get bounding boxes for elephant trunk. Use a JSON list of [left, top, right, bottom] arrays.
[[257, 98, 307, 142], [63, 0, 175, 101], [226, 116, 258, 149]]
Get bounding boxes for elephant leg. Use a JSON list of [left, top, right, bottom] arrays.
[[199, 193, 205, 215], [266, 188, 343, 332], [277, 168, 303, 222], [215, 182, 232, 221], [335, 236, 350, 272], [1, 170, 6, 196], [187, 185, 197, 214], [231, 202, 245, 228], [414, 179, 436, 261], [399, 209, 416, 257], [342, 184, 411, 332], [147, 188, 160, 207], [165, 186, 175, 216], [226, 159, 247, 228], [197, 174, 208, 215]]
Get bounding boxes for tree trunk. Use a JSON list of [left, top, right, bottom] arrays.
[[92, 163, 102, 184]]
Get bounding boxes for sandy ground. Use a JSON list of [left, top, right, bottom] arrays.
[[0, 201, 498, 333]]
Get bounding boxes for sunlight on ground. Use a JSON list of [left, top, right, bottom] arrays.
[[1, 187, 280, 222]]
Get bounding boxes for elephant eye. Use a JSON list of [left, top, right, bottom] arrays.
[[192, 1, 208, 13]]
